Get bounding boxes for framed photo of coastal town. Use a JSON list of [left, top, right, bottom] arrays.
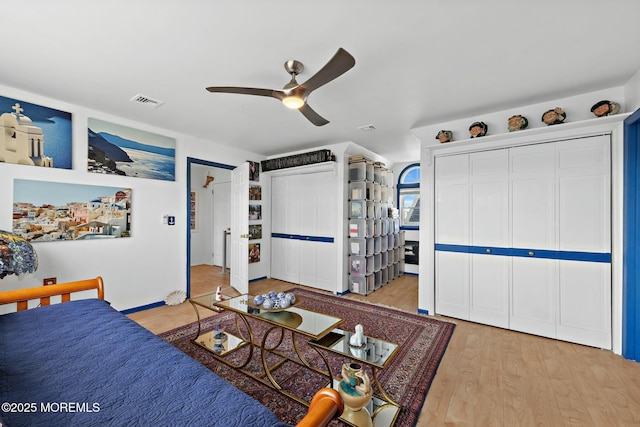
[[0, 95, 72, 169], [12, 179, 132, 242], [87, 118, 176, 181]]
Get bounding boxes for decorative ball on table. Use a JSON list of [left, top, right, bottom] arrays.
[[0, 230, 38, 279], [253, 291, 296, 310]]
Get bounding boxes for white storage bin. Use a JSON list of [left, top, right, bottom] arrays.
[[382, 267, 389, 284], [349, 237, 366, 256], [350, 274, 366, 294], [374, 270, 382, 288], [366, 219, 374, 237], [349, 162, 366, 181], [366, 274, 375, 293], [350, 255, 367, 275], [381, 250, 388, 268], [350, 182, 366, 200], [366, 162, 374, 181], [373, 236, 381, 254], [366, 255, 374, 274], [366, 237, 374, 256], [350, 200, 366, 219], [374, 165, 383, 184], [380, 235, 388, 252], [366, 182, 374, 200], [381, 185, 388, 202], [366, 201, 375, 218], [374, 253, 381, 271], [373, 183, 381, 201], [380, 168, 388, 186], [349, 219, 366, 237]]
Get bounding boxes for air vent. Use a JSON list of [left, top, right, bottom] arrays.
[[130, 93, 164, 109], [357, 124, 376, 131]]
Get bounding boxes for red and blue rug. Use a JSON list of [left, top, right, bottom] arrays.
[[160, 287, 454, 426]]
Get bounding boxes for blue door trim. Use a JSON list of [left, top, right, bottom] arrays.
[[435, 243, 611, 263], [623, 108, 640, 361], [271, 233, 334, 243]]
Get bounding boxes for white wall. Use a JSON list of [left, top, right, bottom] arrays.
[[0, 84, 263, 311], [624, 68, 640, 112]]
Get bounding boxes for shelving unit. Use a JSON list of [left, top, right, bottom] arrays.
[[348, 156, 404, 295]]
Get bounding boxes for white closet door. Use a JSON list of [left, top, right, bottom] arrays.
[[435, 155, 470, 319], [555, 135, 611, 348], [509, 143, 557, 338], [469, 150, 509, 328]]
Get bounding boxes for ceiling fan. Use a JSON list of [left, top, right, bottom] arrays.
[[206, 48, 355, 126]]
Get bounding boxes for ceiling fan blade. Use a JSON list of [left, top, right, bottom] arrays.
[[206, 86, 284, 100], [299, 104, 329, 126], [299, 48, 355, 93]]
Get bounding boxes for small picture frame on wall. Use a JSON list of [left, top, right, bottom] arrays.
[[249, 224, 262, 240], [249, 185, 262, 200], [190, 191, 197, 232], [249, 243, 261, 263], [248, 161, 260, 182], [249, 204, 262, 220]]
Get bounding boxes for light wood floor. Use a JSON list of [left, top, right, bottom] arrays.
[[128, 265, 640, 426]]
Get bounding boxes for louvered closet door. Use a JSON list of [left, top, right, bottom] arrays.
[[555, 135, 611, 348], [469, 150, 510, 328], [510, 143, 557, 339], [435, 154, 470, 320]]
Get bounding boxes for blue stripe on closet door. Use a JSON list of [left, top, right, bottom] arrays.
[[271, 233, 334, 243], [435, 244, 611, 263]]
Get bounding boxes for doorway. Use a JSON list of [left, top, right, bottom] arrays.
[[186, 157, 235, 297]]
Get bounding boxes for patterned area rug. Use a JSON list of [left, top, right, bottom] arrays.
[[159, 288, 455, 426]]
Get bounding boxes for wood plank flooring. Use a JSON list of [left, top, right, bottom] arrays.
[[128, 265, 640, 426]]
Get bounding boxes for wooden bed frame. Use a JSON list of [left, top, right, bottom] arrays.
[[0, 277, 343, 427]]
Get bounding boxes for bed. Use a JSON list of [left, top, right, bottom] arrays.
[[0, 277, 342, 427]]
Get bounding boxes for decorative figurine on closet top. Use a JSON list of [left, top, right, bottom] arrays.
[[469, 121, 488, 138], [590, 100, 621, 117], [541, 107, 566, 125], [435, 130, 453, 143], [507, 114, 529, 132]]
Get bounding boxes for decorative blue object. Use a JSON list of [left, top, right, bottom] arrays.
[[253, 290, 296, 310], [0, 230, 38, 279], [253, 295, 265, 306]]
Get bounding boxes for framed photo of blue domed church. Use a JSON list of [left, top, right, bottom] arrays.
[[87, 118, 176, 181], [0, 95, 72, 169]]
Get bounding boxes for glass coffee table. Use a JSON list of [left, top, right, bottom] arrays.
[[309, 328, 401, 426], [189, 293, 344, 406]]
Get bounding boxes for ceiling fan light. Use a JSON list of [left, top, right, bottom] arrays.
[[282, 96, 304, 109]]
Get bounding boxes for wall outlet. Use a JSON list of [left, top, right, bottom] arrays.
[[43, 277, 57, 286]]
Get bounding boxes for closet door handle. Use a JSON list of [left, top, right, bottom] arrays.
[[529, 251, 535, 256], [486, 248, 491, 254]]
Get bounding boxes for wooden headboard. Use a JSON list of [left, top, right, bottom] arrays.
[[0, 276, 104, 311]]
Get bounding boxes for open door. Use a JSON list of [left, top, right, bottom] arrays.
[[230, 162, 250, 294]]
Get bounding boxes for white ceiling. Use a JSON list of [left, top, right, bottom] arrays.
[[3, 1, 640, 164]]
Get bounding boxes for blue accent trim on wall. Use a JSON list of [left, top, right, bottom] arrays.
[[435, 243, 611, 263], [249, 276, 268, 283], [186, 157, 236, 298], [271, 233, 334, 243], [336, 289, 351, 296], [120, 300, 165, 315], [623, 108, 640, 361], [418, 308, 429, 315]]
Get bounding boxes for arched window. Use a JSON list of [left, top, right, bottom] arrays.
[[398, 163, 420, 229]]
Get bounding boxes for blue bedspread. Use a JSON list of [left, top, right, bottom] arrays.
[[0, 299, 290, 427]]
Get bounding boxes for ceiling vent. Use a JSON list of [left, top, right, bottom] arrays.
[[130, 93, 164, 109], [357, 124, 376, 131]]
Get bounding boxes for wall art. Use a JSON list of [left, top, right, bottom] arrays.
[[190, 191, 197, 232], [12, 179, 131, 242], [249, 185, 262, 201], [249, 224, 262, 240], [248, 161, 260, 182], [87, 118, 175, 181], [0, 95, 72, 169], [249, 204, 262, 220], [249, 243, 261, 263]]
